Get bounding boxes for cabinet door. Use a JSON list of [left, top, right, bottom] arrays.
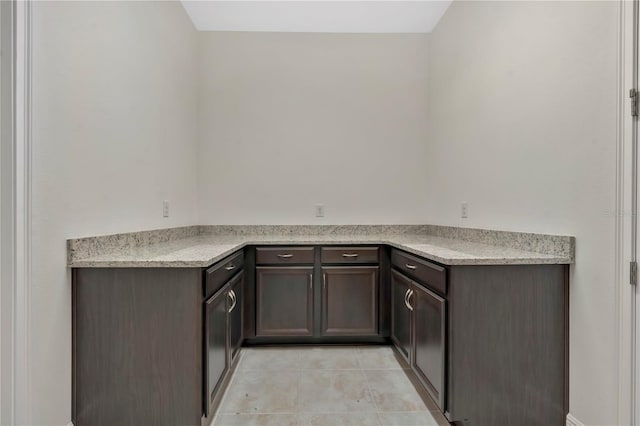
[[321, 266, 378, 336], [204, 285, 229, 417], [391, 270, 412, 363], [256, 267, 314, 336], [412, 283, 446, 410], [228, 271, 244, 362]]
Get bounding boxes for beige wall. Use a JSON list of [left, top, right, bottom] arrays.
[[426, 1, 619, 424], [31, 1, 199, 423], [197, 32, 430, 224]]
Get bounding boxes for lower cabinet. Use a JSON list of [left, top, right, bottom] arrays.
[[391, 269, 413, 362], [321, 266, 379, 336], [256, 266, 314, 336], [204, 283, 229, 418], [390, 268, 446, 411], [228, 273, 244, 361], [204, 270, 244, 418], [411, 282, 446, 410]]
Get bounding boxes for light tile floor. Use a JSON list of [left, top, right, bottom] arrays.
[[213, 346, 450, 426]]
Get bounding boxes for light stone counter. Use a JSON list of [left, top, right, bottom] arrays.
[[67, 225, 574, 267]]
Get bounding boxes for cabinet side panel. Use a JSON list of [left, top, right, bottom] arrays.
[[74, 268, 202, 426], [447, 265, 567, 426]]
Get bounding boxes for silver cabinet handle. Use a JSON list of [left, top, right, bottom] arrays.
[[309, 274, 313, 289], [404, 288, 414, 311], [342, 253, 359, 258], [323, 273, 327, 290], [228, 290, 237, 312], [277, 254, 293, 258], [405, 263, 417, 270], [225, 264, 236, 271]]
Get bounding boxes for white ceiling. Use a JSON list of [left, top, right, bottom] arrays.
[[180, 1, 452, 33]]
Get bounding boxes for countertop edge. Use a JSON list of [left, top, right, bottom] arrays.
[[68, 239, 573, 268]]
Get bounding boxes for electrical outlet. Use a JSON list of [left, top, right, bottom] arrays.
[[461, 202, 468, 219], [315, 204, 325, 218], [163, 200, 169, 218]]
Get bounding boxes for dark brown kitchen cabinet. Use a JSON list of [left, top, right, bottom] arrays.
[[228, 272, 244, 362], [256, 266, 314, 336], [204, 281, 230, 418], [390, 262, 446, 411], [321, 266, 379, 336], [73, 268, 203, 426], [203, 268, 244, 419], [391, 269, 412, 363], [411, 282, 446, 410]]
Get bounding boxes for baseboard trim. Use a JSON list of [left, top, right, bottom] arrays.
[[66, 421, 74, 426], [566, 413, 585, 426]]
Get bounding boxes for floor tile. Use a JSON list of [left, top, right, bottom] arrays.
[[363, 370, 429, 412], [377, 411, 439, 426], [355, 346, 403, 370], [298, 412, 382, 426], [219, 370, 299, 414], [239, 347, 302, 371], [298, 370, 376, 413], [214, 413, 299, 426], [295, 347, 360, 370]]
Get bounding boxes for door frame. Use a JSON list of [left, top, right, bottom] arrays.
[[620, 0, 639, 425], [0, 0, 32, 424]]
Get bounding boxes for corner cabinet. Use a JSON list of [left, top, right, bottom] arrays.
[[72, 250, 245, 426], [390, 255, 446, 411], [390, 248, 568, 426], [204, 270, 244, 418]]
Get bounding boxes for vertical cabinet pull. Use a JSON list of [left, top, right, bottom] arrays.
[[323, 273, 327, 290], [228, 290, 237, 312], [404, 289, 414, 311], [309, 274, 313, 289]]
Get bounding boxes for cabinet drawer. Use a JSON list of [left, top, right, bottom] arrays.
[[391, 250, 446, 295], [256, 247, 314, 265], [205, 250, 244, 299], [321, 247, 379, 264]]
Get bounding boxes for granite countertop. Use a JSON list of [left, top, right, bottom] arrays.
[[67, 226, 575, 268]]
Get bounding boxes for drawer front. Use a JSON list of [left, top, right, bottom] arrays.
[[391, 250, 446, 295], [205, 250, 244, 299], [321, 247, 379, 264], [256, 247, 315, 265]]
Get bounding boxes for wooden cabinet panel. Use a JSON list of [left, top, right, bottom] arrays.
[[321, 247, 379, 264], [204, 284, 229, 418], [256, 247, 315, 265], [256, 266, 314, 336], [391, 250, 447, 295], [390, 269, 412, 363], [228, 272, 244, 362], [412, 283, 446, 411], [205, 251, 244, 299], [73, 268, 202, 426], [321, 266, 378, 336]]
